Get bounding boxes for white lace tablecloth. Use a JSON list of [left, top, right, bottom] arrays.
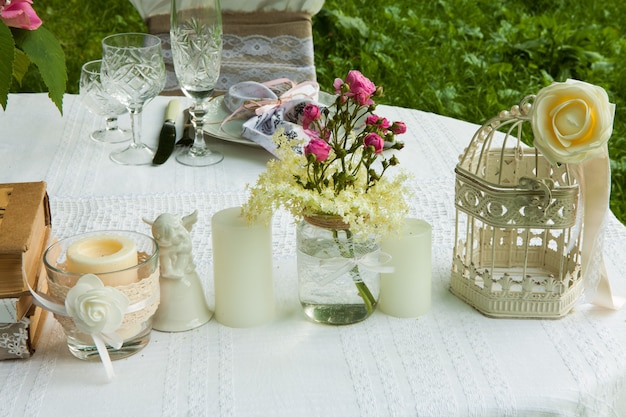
[[1, 94, 626, 417]]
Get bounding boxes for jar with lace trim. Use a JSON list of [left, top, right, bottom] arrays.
[[297, 215, 381, 325], [43, 231, 159, 361]]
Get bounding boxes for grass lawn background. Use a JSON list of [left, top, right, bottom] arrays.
[[18, 0, 626, 223]]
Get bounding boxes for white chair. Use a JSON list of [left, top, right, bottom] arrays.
[[128, 0, 325, 94]]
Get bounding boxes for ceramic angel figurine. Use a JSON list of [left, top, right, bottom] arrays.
[[144, 210, 212, 331]]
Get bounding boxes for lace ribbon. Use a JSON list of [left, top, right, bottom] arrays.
[[26, 275, 159, 381], [302, 251, 394, 286], [573, 145, 626, 309]]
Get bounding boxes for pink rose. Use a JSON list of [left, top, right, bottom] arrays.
[[365, 115, 379, 126], [303, 103, 321, 121], [354, 92, 371, 106], [302, 103, 321, 130], [334, 70, 377, 106], [333, 78, 344, 95], [304, 138, 331, 162], [390, 121, 407, 135], [365, 114, 391, 130], [345, 70, 376, 106], [304, 128, 330, 142], [363, 133, 384, 154], [1, 0, 42, 30]]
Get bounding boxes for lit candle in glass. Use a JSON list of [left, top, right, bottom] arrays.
[[379, 218, 432, 318], [66, 235, 139, 286], [43, 231, 159, 360]]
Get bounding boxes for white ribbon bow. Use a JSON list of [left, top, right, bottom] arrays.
[[303, 251, 394, 287]]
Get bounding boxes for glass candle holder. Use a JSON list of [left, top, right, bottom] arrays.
[[43, 231, 159, 361]]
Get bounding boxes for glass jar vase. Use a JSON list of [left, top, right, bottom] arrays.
[[296, 215, 381, 325]]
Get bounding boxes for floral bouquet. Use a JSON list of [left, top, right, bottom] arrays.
[[243, 70, 409, 323], [0, 0, 66, 113], [243, 70, 409, 238]]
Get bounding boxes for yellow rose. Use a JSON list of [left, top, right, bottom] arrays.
[[530, 79, 615, 164]]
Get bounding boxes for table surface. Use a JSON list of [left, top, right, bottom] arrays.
[[1, 93, 626, 417]]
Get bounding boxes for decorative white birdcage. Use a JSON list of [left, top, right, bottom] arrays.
[[450, 96, 583, 318]]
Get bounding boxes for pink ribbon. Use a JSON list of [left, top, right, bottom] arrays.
[[220, 78, 320, 128]]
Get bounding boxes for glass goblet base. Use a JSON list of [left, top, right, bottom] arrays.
[[110, 143, 155, 165], [176, 147, 223, 167], [91, 128, 131, 144]]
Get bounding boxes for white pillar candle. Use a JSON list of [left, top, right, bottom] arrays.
[[66, 235, 139, 287], [379, 218, 432, 318], [212, 207, 274, 328]]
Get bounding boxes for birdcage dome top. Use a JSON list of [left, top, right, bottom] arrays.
[[456, 95, 578, 192]]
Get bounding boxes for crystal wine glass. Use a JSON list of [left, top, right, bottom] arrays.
[[101, 33, 166, 165], [170, 0, 224, 166], [79, 59, 131, 144]]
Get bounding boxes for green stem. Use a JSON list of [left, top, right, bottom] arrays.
[[353, 267, 376, 314], [334, 229, 377, 314]]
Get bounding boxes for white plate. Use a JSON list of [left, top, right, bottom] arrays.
[[202, 92, 336, 146], [203, 96, 258, 146]]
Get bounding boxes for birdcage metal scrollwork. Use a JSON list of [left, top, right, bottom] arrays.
[[450, 96, 583, 318]]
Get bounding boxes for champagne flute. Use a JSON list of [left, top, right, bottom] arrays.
[[170, 0, 224, 166], [79, 60, 131, 144], [101, 33, 166, 165]]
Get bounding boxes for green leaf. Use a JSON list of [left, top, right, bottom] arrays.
[[12, 49, 30, 85], [13, 26, 67, 114], [0, 24, 15, 111], [329, 10, 370, 38]]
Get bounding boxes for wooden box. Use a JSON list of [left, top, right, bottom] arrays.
[[0, 182, 51, 359], [0, 181, 51, 297]]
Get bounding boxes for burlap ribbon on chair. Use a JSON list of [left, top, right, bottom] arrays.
[[147, 11, 317, 95]]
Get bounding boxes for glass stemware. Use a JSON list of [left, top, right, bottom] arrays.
[[170, 0, 224, 166], [101, 33, 166, 165], [79, 60, 131, 144]]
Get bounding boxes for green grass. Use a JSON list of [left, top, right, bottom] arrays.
[[18, 0, 626, 223], [312, 0, 626, 222], [18, 0, 146, 93]]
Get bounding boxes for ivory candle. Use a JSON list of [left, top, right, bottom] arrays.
[[379, 218, 432, 318], [66, 235, 139, 287], [212, 207, 274, 328]]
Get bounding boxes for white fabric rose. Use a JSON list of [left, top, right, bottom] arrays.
[[530, 79, 615, 164], [65, 274, 130, 339]]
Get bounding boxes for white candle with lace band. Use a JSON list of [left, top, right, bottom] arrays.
[[379, 218, 432, 318], [66, 235, 139, 286]]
